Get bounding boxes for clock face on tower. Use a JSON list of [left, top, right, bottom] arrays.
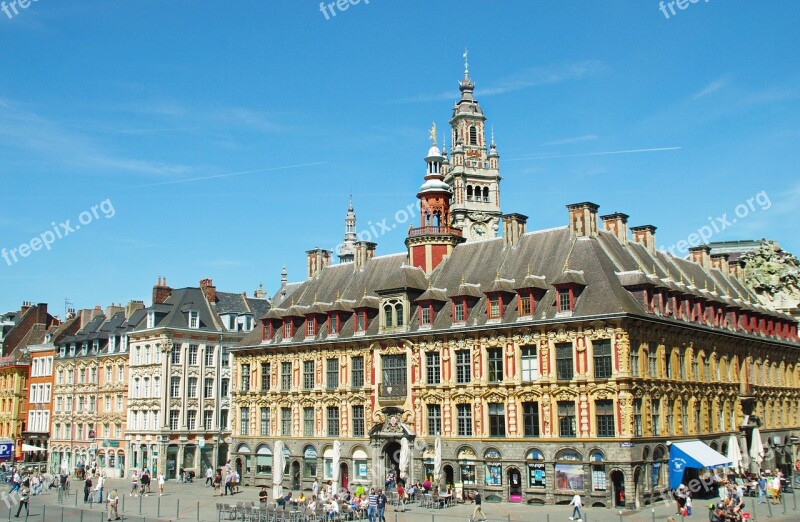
[[471, 223, 487, 238]]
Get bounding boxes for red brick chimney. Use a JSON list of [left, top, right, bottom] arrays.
[[630, 225, 657, 254], [306, 248, 332, 279], [710, 253, 730, 274], [566, 202, 600, 238], [153, 276, 173, 305], [600, 212, 629, 244], [688, 245, 711, 269], [200, 278, 217, 304], [502, 213, 528, 248], [20, 301, 31, 316]]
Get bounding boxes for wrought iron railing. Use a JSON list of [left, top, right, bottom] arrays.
[[378, 382, 407, 398], [407, 226, 463, 237]]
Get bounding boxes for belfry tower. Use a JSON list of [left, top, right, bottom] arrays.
[[337, 196, 357, 263], [444, 50, 502, 241], [406, 125, 466, 274]]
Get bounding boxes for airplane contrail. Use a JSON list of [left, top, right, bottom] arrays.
[[133, 161, 328, 188], [506, 146, 682, 161]]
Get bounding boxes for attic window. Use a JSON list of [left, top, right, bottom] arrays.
[[146, 311, 155, 329], [329, 314, 340, 334], [487, 295, 503, 320], [307, 318, 316, 336], [453, 299, 467, 323], [382, 299, 405, 330], [557, 289, 572, 312], [283, 320, 294, 338], [420, 304, 433, 326], [518, 293, 533, 317], [188, 310, 199, 329], [92, 340, 99, 353], [356, 311, 367, 332]]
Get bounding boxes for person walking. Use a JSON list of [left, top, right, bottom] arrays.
[[130, 470, 139, 497], [396, 483, 405, 512], [157, 473, 165, 496], [367, 487, 378, 522], [471, 490, 487, 522], [205, 466, 214, 488], [107, 489, 121, 521], [313, 478, 320, 499], [569, 491, 583, 521], [14, 485, 30, 518], [84, 475, 93, 503], [376, 488, 387, 522], [757, 474, 767, 504]]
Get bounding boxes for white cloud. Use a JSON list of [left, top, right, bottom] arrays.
[[542, 134, 599, 146], [692, 76, 730, 100]]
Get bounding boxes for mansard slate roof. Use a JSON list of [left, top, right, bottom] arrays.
[[58, 310, 132, 358], [240, 225, 797, 349]]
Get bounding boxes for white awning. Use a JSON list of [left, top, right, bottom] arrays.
[[21, 444, 44, 452], [671, 440, 731, 468]]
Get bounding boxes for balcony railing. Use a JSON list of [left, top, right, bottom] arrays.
[[378, 382, 407, 398], [408, 226, 463, 238]]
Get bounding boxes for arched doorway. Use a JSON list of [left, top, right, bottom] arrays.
[[292, 461, 301, 490], [610, 470, 625, 508], [632, 466, 642, 509], [443, 465, 454, 488], [340, 462, 349, 491], [235, 457, 243, 478], [507, 467, 523, 503], [383, 441, 401, 482]]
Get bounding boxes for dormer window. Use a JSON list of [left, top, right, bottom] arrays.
[[59, 347, 66, 358], [283, 320, 294, 338], [382, 298, 405, 330], [453, 299, 467, 323], [109, 336, 116, 352], [558, 289, 571, 312], [146, 311, 155, 329], [307, 318, 316, 336], [519, 293, 533, 316], [120, 335, 128, 352], [92, 340, 99, 353], [81, 342, 88, 355], [188, 310, 199, 329], [329, 314, 340, 334], [420, 304, 433, 326], [356, 310, 367, 332], [486, 294, 503, 320]]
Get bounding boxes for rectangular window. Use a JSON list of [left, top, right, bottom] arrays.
[[558, 401, 576, 437], [188, 311, 199, 329], [352, 405, 365, 437], [679, 349, 686, 380], [220, 409, 229, 429], [420, 305, 431, 325], [307, 319, 315, 336], [519, 294, 533, 316], [329, 314, 339, 334], [556, 342, 574, 380], [456, 404, 473, 436], [187, 377, 198, 398], [188, 345, 198, 365], [426, 352, 441, 385], [169, 376, 181, 398], [204, 410, 213, 430], [667, 399, 675, 435], [241, 364, 251, 392], [327, 406, 340, 437], [326, 358, 339, 389], [240, 407, 250, 435], [351, 357, 364, 388], [187, 410, 197, 430], [681, 402, 689, 435], [593, 339, 613, 379], [631, 346, 640, 377], [487, 298, 501, 319], [455, 350, 471, 384], [221, 378, 230, 397], [356, 311, 366, 332], [454, 300, 466, 322], [488, 403, 506, 437], [204, 378, 213, 398], [648, 342, 658, 378], [170, 344, 181, 364], [303, 361, 315, 390], [204, 346, 215, 366], [281, 407, 292, 436], [382, 354, 407, 389], [558, 289, 571, 311], [169, 410, 179, 431], [487, 348, 503, 383], [520, 346, 539, 381], [651, 398, 661, 436], [303, 407, 314, 437], [261, 363, 271, 391], [281, 362, 292, 391], [633, 399, 643, 437], [260, 407, 270, 435], [427, 404, 442, 436], [596, 400, 615, 437], [283, 321, 293, 338], [523, 402, 540, 437], [221, 348, 229, 367]]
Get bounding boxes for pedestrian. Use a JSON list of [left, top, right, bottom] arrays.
[[9, 471, 21, 493], [96, 473, 105, 503], [14, 485, 29, 518], [313, 478, 320, 499], [367, 487, 378, 522], [158, 473, 165, 496], [396, 483, 405, 512], [205, 466, 214, 487], [377, 488, 387, 522], [84, 475, 94, 503], [213, 472, 222, 496], [130, 470, 139, 497], [224, 471, 233, 496], [757, 473, 767, 504], [569, 491, 583, 521], [107, 489, 121, 521], [471, 490, 487, 522]]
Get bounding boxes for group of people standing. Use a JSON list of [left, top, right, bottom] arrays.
[[205, 465, 241, 496], [128, 468, 166, 497]]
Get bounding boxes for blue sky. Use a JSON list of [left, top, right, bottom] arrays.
[[1, 1, 798, 316]]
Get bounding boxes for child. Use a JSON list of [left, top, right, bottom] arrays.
[[685, 495, 693, 516]]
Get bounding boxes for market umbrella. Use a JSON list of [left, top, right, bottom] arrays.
[[272, 441, 285, 501], [399, 438, 411, 483], [727, 434, 743, 474], [433, 436, 443, 489], [750, 427, 765, 469], [331, 440, 341, 496]]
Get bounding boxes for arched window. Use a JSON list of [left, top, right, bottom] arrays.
[[432, 211, 441, 227], [466, 185, 473, 201], [383, 304, 393, 328], [484, 449, 502, 486], [458, 448, 477, 485], [526, 449, 545, 489], [483, 186, 489, 202], [555, 449, 583, 491], [382, 299, 405, 329], [469, 126, 478, 145]]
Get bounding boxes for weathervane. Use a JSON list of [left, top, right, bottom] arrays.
[[429, 122, 437, 146]]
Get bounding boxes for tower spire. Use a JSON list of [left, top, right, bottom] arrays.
[[337, 196, 357, 263]]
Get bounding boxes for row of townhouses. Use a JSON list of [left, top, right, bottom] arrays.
[[0, 67, 799, 508]]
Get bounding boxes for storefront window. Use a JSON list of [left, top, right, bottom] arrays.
[[457, 448, 477, 485], [353, 449, 368, 481], [555, 449, 584, 491], [526, 449, 545, 489], [590, 451, 606, 491], [484, 449, 502, 486], [303, 447, 317, 478], [323, 446, 334, 481], [256, 445, 273, 474]]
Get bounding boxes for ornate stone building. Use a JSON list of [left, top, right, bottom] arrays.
[[230, 70, 800, 507]]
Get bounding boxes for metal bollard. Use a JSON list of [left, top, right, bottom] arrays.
[[100, 512, 104, 522], [75, 491, 78, 507], [782, 491, 787, 514], [651, 508, 655, 522], [546, 514, 549, 522], [619, 510, 623, 522], [198, 500, 201, 522], [139, 493, 143, 515], [507, 515, 511, 522], [41, 505, 45, 522], [61, 507, 65, 522], [395, 514, 398, 522], [157, 495, 161, 517], [80, 508, 84, 522], [767, 493, 773, 518], [177, 498, 180, 519]]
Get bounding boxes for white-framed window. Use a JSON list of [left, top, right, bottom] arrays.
[[188, 310, 199, 329], [381, 298, 406, 330], [146, 312, 155, 329]]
